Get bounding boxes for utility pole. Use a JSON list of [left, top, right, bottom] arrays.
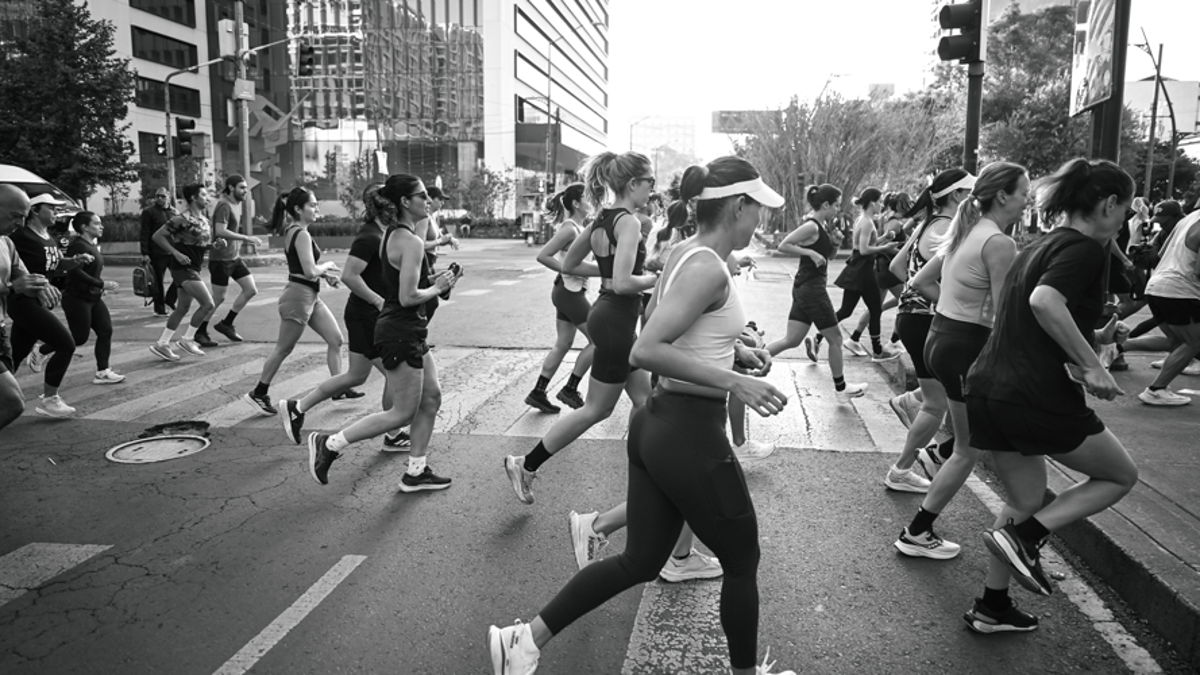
[[1141, 43, 1162, 199], [235, 0, 254, 235], [1136, 33, 1180, 199]]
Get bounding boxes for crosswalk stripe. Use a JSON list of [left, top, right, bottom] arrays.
[[0, 543, 112, 607], [455, 289, 491, 297]]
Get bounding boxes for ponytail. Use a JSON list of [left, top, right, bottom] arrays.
[[805, 183, 841, 212], [580, 151, 651, 209], [936, 196, 982, 257], [936, 161, 1025, 256], [271, 186, 312, 234], [1037, 157, 1134, 226]]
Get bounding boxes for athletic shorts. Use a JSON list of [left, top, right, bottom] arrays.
[[552, 284, 590, 326], [967, 395, 1105, 456], [277, 282, 326, 325], [208, 259, 251, 286], [1147, 294, 1200, 326], [168, 265, 202, 284], [587, 292, 641, 384], [345, 311, 379, 359], [0, 322, 12, 373], [923, 314, 991, 403], [788, 280, 837, 330], [374, 319, 428, 370], [895, 312, 935, 379]]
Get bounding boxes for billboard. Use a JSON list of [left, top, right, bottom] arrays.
[[711, 110, 780, 134], [1069, 0, 1117, 117]]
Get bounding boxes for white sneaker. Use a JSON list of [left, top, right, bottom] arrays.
[[568, 510, 609, 570], [1138, 387, 1191, 406], [35, 394, 76, 418], [843, 339, 869, 357], [734, 439, 776, 461], [173, 339, 205, 357], [487, 621, 540, 675], [1150, 359, 1200, 376], [894, 526, 961, 560], [916, 444, 945, 480], [888, 390, 922, 428], [835, 382, 867, 403], [755, 647, 797, 675], [659, 549, 723, 582], [149, 342, 181, 362], [871, 347, 902, 362], [884, 465, 931, 493], [504, 455, 537, 505], [27, 344, 46, 373], [92, 369, 126, 384]]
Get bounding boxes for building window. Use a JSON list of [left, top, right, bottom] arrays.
[[129, 0, 197, 28], [131, 27, 198, 69], [135, 76, 202, 117]]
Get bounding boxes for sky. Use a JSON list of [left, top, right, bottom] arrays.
[[605, 0, 1200, 161]]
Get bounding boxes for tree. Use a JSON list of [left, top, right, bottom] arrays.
[[0, 0, 136, 201], [461, 166, 513, 218]]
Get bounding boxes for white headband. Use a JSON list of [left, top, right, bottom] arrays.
[[696, 178, 767, 201], [931, 175, 976, 199]]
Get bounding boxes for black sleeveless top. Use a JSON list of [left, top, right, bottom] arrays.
[[794, 218, 835, 287], [593, 208, 646, 289], [284, 227, 322, 292], [378, 225, 433, 326]]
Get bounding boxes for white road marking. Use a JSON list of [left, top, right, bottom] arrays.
[[213, 554, 366, 675], [522, 265, 543, 272], [491, 280, 520, 286], [0, 543, 111, 607], [455, 289, 492, 297]]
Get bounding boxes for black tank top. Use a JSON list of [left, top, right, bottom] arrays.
[[593, 208, 646, 286], [378, 225, 432, 326], [794, 218, 834, 286], [284, 227, 322, 292]]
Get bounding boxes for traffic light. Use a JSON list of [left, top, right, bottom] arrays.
[[297, 42, 315, 77], [937, 0, 984, 63], [155, 135, 167, 157], [175, 117, 196, 158]]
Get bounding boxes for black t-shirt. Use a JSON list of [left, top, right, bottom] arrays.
[[10, 226, 70, 278], [64, 237, 104, 300], [344, 223, 387, 320], [967, 228, 1106, 414]]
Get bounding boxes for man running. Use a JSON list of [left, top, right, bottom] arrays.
[[198, 175, 262, 346], [0, 184, 45, 429]]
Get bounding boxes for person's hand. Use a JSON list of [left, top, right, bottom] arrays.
[[432, 270, 457, 292], [730, 375, 787, 417], [1065, 363, 1124, 400], [103, 280, 119, 292], [734, 343, 772, 377], [374, 296, 386, 312], [172, 251, 190, 265], [883, 242, 901, 254], [38, 285, 61, 309], [807, 251, 827, 267], [448, 236, 460, 250], [246, 236, 263, 247], [645, 257, 664, 273], [321, 273, 340, 288], [12, 273, 48, 296], [213, 238, 228, 249], [75, 253, 95, 264]]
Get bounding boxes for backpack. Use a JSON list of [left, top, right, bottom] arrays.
[[132, 263, 155, 304]]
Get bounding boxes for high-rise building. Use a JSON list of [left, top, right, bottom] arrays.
[[629, 116, 696, 157]]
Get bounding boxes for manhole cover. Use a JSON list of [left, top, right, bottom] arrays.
[[106, 435, 211, 464]]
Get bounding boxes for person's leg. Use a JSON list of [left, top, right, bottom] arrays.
[[335, 361, 424, 444], [151, 254, 171, 313], [818, 324, 850, 387], [61, 295, 92, 354], [974, 451, 1047, 617], [1147, 323, 1200, 389], [31, 303, 76, 398], [216, 272, 257, 338], [258, 320, 306, 386], [834, 289, 862, 324], [406, 351, 441, 461], [862, 284, 886, 355], [1031, 429, 1138, 529], [306, 299, 344, 377], [765, 319, 811, 357], [915, 399, 980, 514], [0, 368, 22, 428], [528, 318, 577, 412], [183, 279, 214, 330], [897, 377, 948, 470], [298, 351, 374, 413], [201, 280, 228, 338], [92, 299, 113, 372]]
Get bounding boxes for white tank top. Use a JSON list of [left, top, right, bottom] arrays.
[[658, 245, 745, 390], [938, 220, 1007, 327], [1145, 210, 1200, 300], [557, 219, 588, 292]]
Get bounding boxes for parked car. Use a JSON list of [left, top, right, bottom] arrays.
[[0, 164, 82, 226]]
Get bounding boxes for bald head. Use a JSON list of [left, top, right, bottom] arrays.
[[0, 184, 31, 236]]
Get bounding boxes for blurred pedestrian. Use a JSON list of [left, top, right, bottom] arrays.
[[140, 187, 176, 315], [62, 211, 124, 385]]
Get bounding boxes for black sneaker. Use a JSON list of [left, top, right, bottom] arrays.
[[382, 429, 411, 452], [963, 598, 1039, 634], [555, 387, 584, 409], [213, 321, 244, 342], [524, 389, 561, 414], [332, 388, 366, 401], [307, 432, 340, 485], [243, 392, 277, 416], [279, 399, 305, 444], [984, 522, 1053, 596], [194, 331, 218, 348], [398, 466, 451, 492]]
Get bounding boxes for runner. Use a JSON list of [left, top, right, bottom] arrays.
[[305, 174, 459, 492], [149, 183, 217, 362], [964, 157, 1138, 633], [526, 182, 595, 413], [830, 187, 900, 361], [61, 211, 124, 384], [0, 184, 40, 429], [488, 156, 795, 675], [198, 175, 262, 346], [894, 161, 1025, 561], [842, 191, 911, 351], [243, 187, 343, 416]]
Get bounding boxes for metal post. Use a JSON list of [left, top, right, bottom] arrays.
[[235, 0, 254, 235], [1141, 44, 1162, 199], [1093, 0, 1130, 162], [963, 61, 984, 173]]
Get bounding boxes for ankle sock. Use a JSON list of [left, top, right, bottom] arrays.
[[524, 441, 551, 472], [183, 326, 197, 341], [850, 330, 863, 342], [158, 327, 175, 345], [223, 310, 238, 325], [982, 586, 1011, 611], [566, 373, 582, 391], [406, 455, 426, 477], [870, 334, 883, 354], [909, 507, 938, 535], [1014, 516, 1050, 546], [833, 375, 846, 392], [326, 431, 348, 451], [253, 381, 269, 397], [534, 375, 550, 392], [197, 321, 208, 334]]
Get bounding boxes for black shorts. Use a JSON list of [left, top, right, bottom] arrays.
[[895, 312, 935, 379], [208, 258, 251, 286], [1147, 294, 1200, 326], [968, 395, 1105, 456], [924, 314, 991, 403], [0, 322, 12, 373], [552, 283, 590, 326], [345, 311, 379, 359], [788, 280, 837, 330], [587, 292, 641, 384], [168, 265, 202, 284]]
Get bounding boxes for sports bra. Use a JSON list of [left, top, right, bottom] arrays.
[[284, 227, 322, 292], [658, 245, 745, 393], [592, 208, 646, 289]]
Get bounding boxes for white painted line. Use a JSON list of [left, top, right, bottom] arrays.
[[522, 265, 544, 272], [244, 295, 279, 309], [491, 280, 520, 286], [213, 554, 366, 675], [0, 543, 111, 607], [455, 289, 492, 297]]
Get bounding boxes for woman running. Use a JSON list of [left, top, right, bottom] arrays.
[[243, 188, 343, 416], [882, 169, 973, 494], [843, 191, 911, 350], [963, 158, 1138, 633], [764, 184, 866, 402], [525, 182, 595, 413], [893, 161, 1024, 560], [488, 156, 793, 675], [62, 211, 124, 385], [830, 188, 900, 361], [150, 183, 217, 363], [306, 174, 458, 492]]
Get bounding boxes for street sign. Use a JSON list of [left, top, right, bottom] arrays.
[[233, 78, 256, 101], [1070, 0, 1118, 117], [711, 110, 780, 134]]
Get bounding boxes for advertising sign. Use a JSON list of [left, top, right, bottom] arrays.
[[1070, 0, 1117, 116]]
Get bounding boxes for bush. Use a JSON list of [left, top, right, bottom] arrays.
[[467, 217, 518, 238], [98, 213, 143, 242]]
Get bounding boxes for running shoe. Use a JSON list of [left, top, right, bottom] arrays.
[[213, 321, 244, 342], [28, 344, 46, 372], [916, 444, 945, 480], [894, 526, 961, 560], [803, 336, 819, 363], [92, 369, 126, 384], [34, 394, 75, 418], [149, 342, 181, 362], [193, 331, 218, 348], [871, 347, 902, 362], [843, 339, 869, 357], [963, 598, 1039, 634], [1138, 387, 1191, 406], [503, 455, 537, 504], [172, 339, 205, 357], [1107, 354, 1129, 371], [984, 522, 1053, 596], [834, 382, 868, 403], [487, 621, 540, 675], [884, 465, 931, 493], [399, 466, 452, 492], [524, 389, 561, 414], [888, 390, 921, 428], [555, 387, 584, 409], [243, 391, 277, 416], [382, 429, 411, 452], [332, 388, 366, 401], [279, 399, 305, 444], [307, 432, 339, 485], [755, 648, 798, 675], [659, 549, 723, 582], [568, 510, 609, 570], [734, 439, 776, 462], [1152, 359, 1200, 375]]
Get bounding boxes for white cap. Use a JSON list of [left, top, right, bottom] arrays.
[[695, 177, 785, 208], [29, 193, 67, 208], [931, 174, 976, 199]]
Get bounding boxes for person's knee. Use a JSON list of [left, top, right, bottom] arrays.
[[420, 384, 442, 412], [582, 397, 618, 421], [1007, 489, 1043, 516], [0, 383, 24, 422]]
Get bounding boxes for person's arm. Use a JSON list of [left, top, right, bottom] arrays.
[[909, 253, 943, 304], [1031, 285, 1121, 399], [290, 229, 334, 279], [857, 219, 898, 256], [535, 224, 577, 274], [561, 221, 601, 277], [1187, 219, 1200, 278], [212, 203, 261, 246], [888, 233, 918, 282], [611, 213, 658, 294], [777, 222, 822, 263], [65, 241, 103, 289], [139, 209, 154, 257], [340, 254, 384, 310], [153, 223, 191, 265], [981, 235, 1017, 311], [392, 230, 452, 307]]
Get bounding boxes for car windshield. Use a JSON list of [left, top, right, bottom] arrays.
[[11, 182, 80, 210]]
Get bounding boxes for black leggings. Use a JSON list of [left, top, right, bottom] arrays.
[[62, 295, 113, 371], [835, 285, 883, 336], [8, 295, 75, 387], [539, 391, 760, 668]]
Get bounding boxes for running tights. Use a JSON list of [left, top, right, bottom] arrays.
[[539, 391, 760, 669], [62, 296, 113, 371], [836, 286, 882, 336], [8, 295, 75, 387]]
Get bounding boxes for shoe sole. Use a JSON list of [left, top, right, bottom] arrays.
[[487, 626, 505, 675], [984, 530, 1052, 596], [568, 511, 590, 570], [306, 434, 325, 485], [34, 407, 74, 418], [894, 539, 959, 560], [92, 377, 126, 385], [503, 456, 534, 505], [804, 338, 819, 363], [963, 612, 1037, 634], [397, 480, 451, 493], [555, 392, 583, 409], [148, 345, 180, 362], [279, 401, 300, 444], [524, 395, 561, 414], [872, 354, 901, 362], [658, 569, 724, 583], [1138, 395, 1190, 406], [884, 477, 930, 493], [243, 393, 275, 417], [380, 442, 411, 453], [888, 397, 914, 428]]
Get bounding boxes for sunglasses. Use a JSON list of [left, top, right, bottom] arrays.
[[407, 191, 428, 200], [633, 177, 656, 189]]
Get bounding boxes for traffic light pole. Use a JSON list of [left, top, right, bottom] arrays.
[[964, 61, 984, 174], [235, 0, 254, 236], [164, 55, 234, 204]]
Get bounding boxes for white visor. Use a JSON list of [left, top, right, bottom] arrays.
[[931, 174, 976, 199], [695, 178, 785, 209]]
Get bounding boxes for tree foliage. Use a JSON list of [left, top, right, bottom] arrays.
[[0, 0, 137, 200], [461, 166, 514, 218]]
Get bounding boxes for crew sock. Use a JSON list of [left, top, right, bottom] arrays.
[[523, 441, 552, 472], [909, 507, 938, 536]]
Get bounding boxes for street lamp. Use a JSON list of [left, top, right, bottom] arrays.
[[629, 115, 652, 151], [1134, 31, 1179, 199], [544, 21, 606, 197]]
